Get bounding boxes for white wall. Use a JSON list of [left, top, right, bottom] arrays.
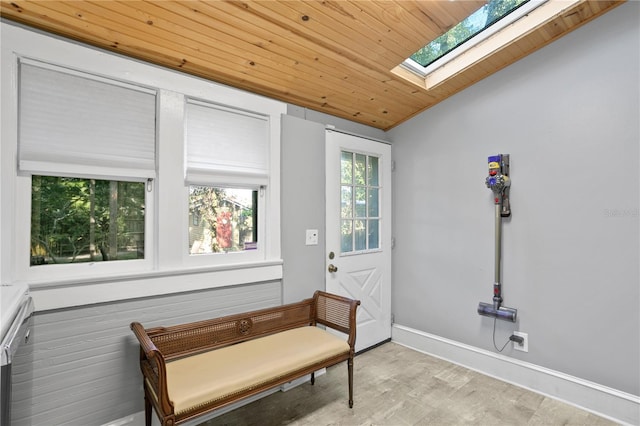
[[388, 0, 639, 398]]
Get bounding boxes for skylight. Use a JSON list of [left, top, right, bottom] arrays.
[[402, 0, 546, 78], [411, 0, 530, 68]]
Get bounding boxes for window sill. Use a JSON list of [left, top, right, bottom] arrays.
[[27, 259, 284, 311]]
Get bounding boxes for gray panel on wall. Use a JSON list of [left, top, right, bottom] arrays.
[[281, 114, 327, 303], [387, 2, 639, 395], [11, 281, 281, 426]]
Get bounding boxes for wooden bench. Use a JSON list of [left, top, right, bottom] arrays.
[[130, 291, 360, 426]]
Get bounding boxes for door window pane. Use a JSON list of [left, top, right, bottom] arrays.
[[354, 153, 366, 185], [368, 188, 379, 217], [341, 186, 353, 218], [354, 219, 366, 251], [341, 151, 353, 184], [341, 220, 353, 253], [30, 176, 145, 265], [355, 187, 367, 217], [368, 157, 379, 186], [340, 151, 381, 254], [368, 219, 379, 249]]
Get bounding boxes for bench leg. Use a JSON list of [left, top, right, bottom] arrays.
[[144, 394, 152, 426], [311, 371, 315, 385], [348, 357, 354, 408]]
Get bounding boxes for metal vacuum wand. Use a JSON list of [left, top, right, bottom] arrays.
[[478, 154, 517, 322]]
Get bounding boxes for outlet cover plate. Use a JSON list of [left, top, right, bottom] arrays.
[[305, 229, 319, 246], [513, 331, 528, 352]]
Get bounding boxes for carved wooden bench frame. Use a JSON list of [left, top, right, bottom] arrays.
[[130, 291, 360, 426]]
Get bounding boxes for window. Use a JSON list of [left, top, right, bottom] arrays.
[[409, 0, 531, 69], [185, 98, 270, 257], [4, 25, 284, 305], [393, 0, 551, 89], [189, 186, 257, 254], [31, 176, 146, 265], [18, 59, 156, 271], [341, 151, 380, 253]]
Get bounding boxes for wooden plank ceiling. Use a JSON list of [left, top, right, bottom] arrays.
[[0, 1, 622, 130]]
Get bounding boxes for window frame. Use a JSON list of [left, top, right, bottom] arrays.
[[184, 184, 266, 267], [182, 96, 273, 265], [1, 23, 284, 307], [15, 173, 156, 282], [13, 58, 158, 282], [405, 0, 542, 76], [391, 0, 573, 91]]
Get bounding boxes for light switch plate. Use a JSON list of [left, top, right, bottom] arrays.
[[305, 229, 319, 245]]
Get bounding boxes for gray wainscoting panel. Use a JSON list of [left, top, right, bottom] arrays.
[[11, 280, 281, 426]]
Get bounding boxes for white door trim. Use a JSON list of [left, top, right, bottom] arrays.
[[325, 129, 392, 352]]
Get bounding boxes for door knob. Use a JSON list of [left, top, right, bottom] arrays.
[[328, 264, 338, 273]]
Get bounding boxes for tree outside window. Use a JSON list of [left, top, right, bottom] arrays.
[[188, 186, 257, 254], [411, 0, 529, 67], [30, 176, 145, 265]]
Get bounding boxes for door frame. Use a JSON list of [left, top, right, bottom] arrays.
[[324, 128, 392, 352]]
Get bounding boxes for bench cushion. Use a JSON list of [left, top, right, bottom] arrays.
[[165, 326, 350, 415]]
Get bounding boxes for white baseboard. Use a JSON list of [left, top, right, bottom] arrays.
[[102, 371, 326, 426], [392, 324, 639, 426]]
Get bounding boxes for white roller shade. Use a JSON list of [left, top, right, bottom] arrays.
[[185, 99, 269, 187], [19, 60, 157, 179]]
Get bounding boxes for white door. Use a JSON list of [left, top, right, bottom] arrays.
[[325, 130, 392, 352]]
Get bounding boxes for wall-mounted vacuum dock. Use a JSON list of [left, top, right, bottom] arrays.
[[478, 154, 517, 322]]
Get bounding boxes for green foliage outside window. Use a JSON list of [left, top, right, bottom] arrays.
[[188, 186, 256, 254], [30, 176, 145, 265], [340, 151, 380, 253]]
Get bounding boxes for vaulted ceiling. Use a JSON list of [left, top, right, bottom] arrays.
[[0, 1, 622, 130]]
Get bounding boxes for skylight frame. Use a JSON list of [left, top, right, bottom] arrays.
[[403, 0, 548, 78]]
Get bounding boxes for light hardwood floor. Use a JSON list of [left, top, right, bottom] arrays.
[[203, 342, 617, 425]]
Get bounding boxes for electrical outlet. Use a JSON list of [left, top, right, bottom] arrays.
[[513, 331, 528, 352]]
